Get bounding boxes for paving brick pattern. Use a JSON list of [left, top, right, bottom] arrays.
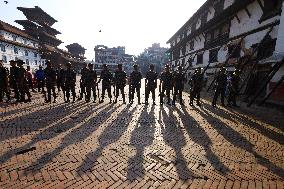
[[0, 79, 284, 188]]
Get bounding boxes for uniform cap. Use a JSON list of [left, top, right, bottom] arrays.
[[16, 59, 25, 65]]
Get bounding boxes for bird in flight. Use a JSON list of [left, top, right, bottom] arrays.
[[4, 1, 8, 4]]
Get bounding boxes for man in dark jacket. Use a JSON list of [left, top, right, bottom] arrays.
[[129, 64, 142, 104], [160, 64, 173, 105], [9, 60, 20, 102], [190, 68, 203, 106], [145, 64, 158, 105], [97, 64, 113, 103], [114, 64, 127, 104], [212, 67, 227, 107], [85, 63, 97, 103], [78, 64, 88, 101], [44, 61, 57, 103], [172, 66, 186, 106], [17, 60, 31, 102], [0, 60, 10, 102], [64, 62, 77, 103]]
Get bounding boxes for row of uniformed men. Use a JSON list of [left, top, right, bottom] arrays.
[[0, 58, 238, 107]]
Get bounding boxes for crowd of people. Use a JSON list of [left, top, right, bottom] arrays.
[[0, 59, 240, 108]]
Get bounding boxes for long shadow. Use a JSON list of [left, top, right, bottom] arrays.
[[24, 104, 118, 174], [126, 105, 155, 181], [0, 101, 87, 143], [76, 105, 136, 173], [202, 102, 284, 145], [175, 106, 230, 174], [0, 102, 96, 165], [196, 105, 284, 179], [160, 107, 194, 180]]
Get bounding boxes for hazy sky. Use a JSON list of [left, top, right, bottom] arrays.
[[0, 0, 206, 60]]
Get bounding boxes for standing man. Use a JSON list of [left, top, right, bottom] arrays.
[[78, 64, 88, 101], [44, 61, 57, 103], [129, 64, 142, 104], [227, 70, 240, 107], [145, 64, 158, 105], [190, 68, 203, 106], [114, 64, 127, 104], [85, 63, 97, 103], [64, 62, 77, 103], [9, 60, 20, 102], [97, 64, 113, 103], [172, 66, 186, 106], [17, 60, 31, 102], [0, 60, 10, 102], [56, 64, 65, 94], [35, 65, 45, 93], [160, 64, 173, 105], [26, 66, 35, 92], [212, 67, 227, 107]]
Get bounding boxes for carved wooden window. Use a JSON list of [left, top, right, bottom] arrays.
[[206, 33, 212, 43], [182, 59, 185, 67], [197, 54, 203, 65], [214, 29, 220, 39], [0, 44, 5, 52], [228, 44, 241, 58], [255, 36, 276, 60], [213, 0, 224, 16], [209, 48, 219, 63], [14, 47, 18, 54], [260, 0, 282, 22], [201, 12, 208, 26], [221, 23, 230, 35], [190, 41, 194, 50], [2, 55, 7, 63]]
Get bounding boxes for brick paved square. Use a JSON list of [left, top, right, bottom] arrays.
[[0, 82, 284, 189]]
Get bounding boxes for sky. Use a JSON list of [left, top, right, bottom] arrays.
[[0, 0, 206, 60]]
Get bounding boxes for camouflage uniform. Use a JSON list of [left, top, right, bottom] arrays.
[[172, 69, 186, 105], [129, 70, 142, 104], [9, 64, 20, 101], [145, 69, 158, 104], [114, 69, 127, 103], [190, 69, 203, 106], [85, 68, 97, 102], [227, 71, 240, 107], [17, 62, 31, 102], [212, 69, 227, 107], [100, 69, 113, 102], [64, 68, 77, 102], [44, 66, 57, 103], [160, 69, 173, 105], [56, 68, 65, 92], [79, 67, 88, 100], [0, 65, 10, 102]]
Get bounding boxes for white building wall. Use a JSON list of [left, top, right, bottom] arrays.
[[207, 6, 215, 22], [0, 30, 44, 71], [230, 1, 280, 38], [224, 0, 235, 9]]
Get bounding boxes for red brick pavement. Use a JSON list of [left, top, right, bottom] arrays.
[[0, 81, 283, 189]]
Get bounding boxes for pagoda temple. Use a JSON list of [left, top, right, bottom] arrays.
[[15, 6, 86, 71]]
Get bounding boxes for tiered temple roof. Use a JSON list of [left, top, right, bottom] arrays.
[[17, 6, 57, 27], [16, 6, 62, 47]]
